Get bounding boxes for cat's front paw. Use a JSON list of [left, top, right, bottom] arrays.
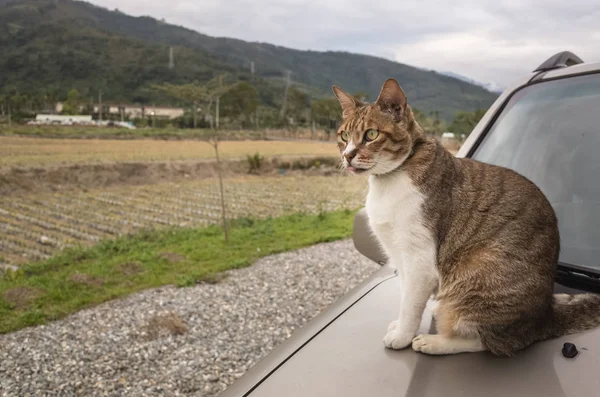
[[383, 327, 414, 350], [387, 320, 400, 332]]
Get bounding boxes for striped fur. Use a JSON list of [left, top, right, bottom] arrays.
[[333, 79, 600, 356]]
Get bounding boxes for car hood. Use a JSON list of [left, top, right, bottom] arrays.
[[222, 266, 600, 397]]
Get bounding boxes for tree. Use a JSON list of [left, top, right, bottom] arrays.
[[152, 82, 206, 128], [449, 109, 486, 136], [155, 76, 237, 240], [311, 97, 342, 140], [152, 76, 236, 129], [412, 108, 447, 136], [0, 94, 6, 117], [256, 106, 280, 129], [311, 97, 340, 128], [202, 76, 238, 240], [219, 81, 258, 127], [62, 88, 82, 115], [0, 94, 11, 124], [5, 93, 27, 125], [285, 87, 309, 125], [204, 74, 238, 130], [206, 132, 229, 242]]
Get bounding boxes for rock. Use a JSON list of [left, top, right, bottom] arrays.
[[0, 240, 377, 397]]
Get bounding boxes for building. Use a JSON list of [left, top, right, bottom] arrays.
[[34, 114, 93, 125], [54, 103, 185, 120]]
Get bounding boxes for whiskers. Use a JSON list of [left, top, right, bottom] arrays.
[[337, 159, 347, 175]]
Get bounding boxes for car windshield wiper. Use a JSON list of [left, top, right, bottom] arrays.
[[556, 261, 600, 293]]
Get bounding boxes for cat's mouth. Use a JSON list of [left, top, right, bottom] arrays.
[[347, 165, 373, 174]]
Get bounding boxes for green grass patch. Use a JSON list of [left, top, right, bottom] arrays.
[[0, 210, 355, 334]]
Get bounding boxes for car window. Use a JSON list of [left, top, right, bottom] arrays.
[[472, 73, 600, 271]]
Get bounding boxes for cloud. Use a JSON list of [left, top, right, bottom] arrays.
[[89, 0, 600, 87]]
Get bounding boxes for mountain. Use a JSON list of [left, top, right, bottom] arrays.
[[0, 0, 498, 120], [440, 71, 504, 94]]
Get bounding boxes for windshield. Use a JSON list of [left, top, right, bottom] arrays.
[[472, 73, 600, 272]]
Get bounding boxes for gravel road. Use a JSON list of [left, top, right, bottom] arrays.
[[0, 239, 378, 396]]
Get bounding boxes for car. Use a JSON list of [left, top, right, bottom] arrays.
[[220, 51, 600, 397]]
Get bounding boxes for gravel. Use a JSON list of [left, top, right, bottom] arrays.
[[0, 239, 378, 396]]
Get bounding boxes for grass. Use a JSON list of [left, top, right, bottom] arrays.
[[0, 136, 339, 168], [0, 210, 356, 334]]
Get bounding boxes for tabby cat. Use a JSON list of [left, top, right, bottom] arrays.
[[333, 78, 600, 356]]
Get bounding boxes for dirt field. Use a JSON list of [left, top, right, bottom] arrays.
[[0, 175, 368, 267], [0, 133, 461, 269], [0, 136, 339, 168], [0, 156, 341, 196]]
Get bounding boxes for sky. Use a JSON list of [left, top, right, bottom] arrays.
[[89, 0, 600, 89]]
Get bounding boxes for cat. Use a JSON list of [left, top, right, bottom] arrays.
[[333, 78, 600, 356]]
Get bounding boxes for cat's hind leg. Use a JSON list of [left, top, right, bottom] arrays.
[[412, 299, 488, 355]]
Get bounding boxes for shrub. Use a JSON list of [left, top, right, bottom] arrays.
[[247, 152, 264, 173]]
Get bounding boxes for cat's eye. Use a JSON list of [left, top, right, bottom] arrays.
[[340, 131, 348, 142], [365, 129, 379, 141]]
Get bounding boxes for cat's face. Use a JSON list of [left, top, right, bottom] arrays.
[[333, 79, 416, 176]]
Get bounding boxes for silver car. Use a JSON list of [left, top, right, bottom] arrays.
[[221, 51, 600, 397]]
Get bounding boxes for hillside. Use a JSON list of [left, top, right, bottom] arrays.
[[0, 0, 498, 120]]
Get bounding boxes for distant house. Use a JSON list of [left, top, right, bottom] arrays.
[[54, 103, 185, 120], [32, 114, 135, 129], [34, 114, 93, 125]]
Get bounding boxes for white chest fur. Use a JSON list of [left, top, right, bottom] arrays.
[[366, 173, 441, 351], [365, 172, 437, 273]]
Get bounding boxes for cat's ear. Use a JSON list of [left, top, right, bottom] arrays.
[[376, 78, 407, 122], [332, 85, 358, 118]]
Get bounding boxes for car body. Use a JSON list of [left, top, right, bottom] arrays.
[[221, 52, 600, 397]]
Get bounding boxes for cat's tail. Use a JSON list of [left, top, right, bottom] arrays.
[[549, 293, 600, 337]]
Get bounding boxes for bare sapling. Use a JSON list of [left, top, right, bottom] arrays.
[[208, 133, 229, 242]]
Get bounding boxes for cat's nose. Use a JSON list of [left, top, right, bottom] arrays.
[[344, 149, 358, 163]]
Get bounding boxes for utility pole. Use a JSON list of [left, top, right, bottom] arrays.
[[193, 100, 198, 129], [279, 70, 291, 119], [215, 75, 223, 129], [251, 61, 259, 130], [215, 97, 220, 129], [207, 98, 214, 129], [98, 90, 103, 122]]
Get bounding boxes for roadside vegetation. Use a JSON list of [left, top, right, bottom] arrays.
[[0, 210, 355, 334]]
